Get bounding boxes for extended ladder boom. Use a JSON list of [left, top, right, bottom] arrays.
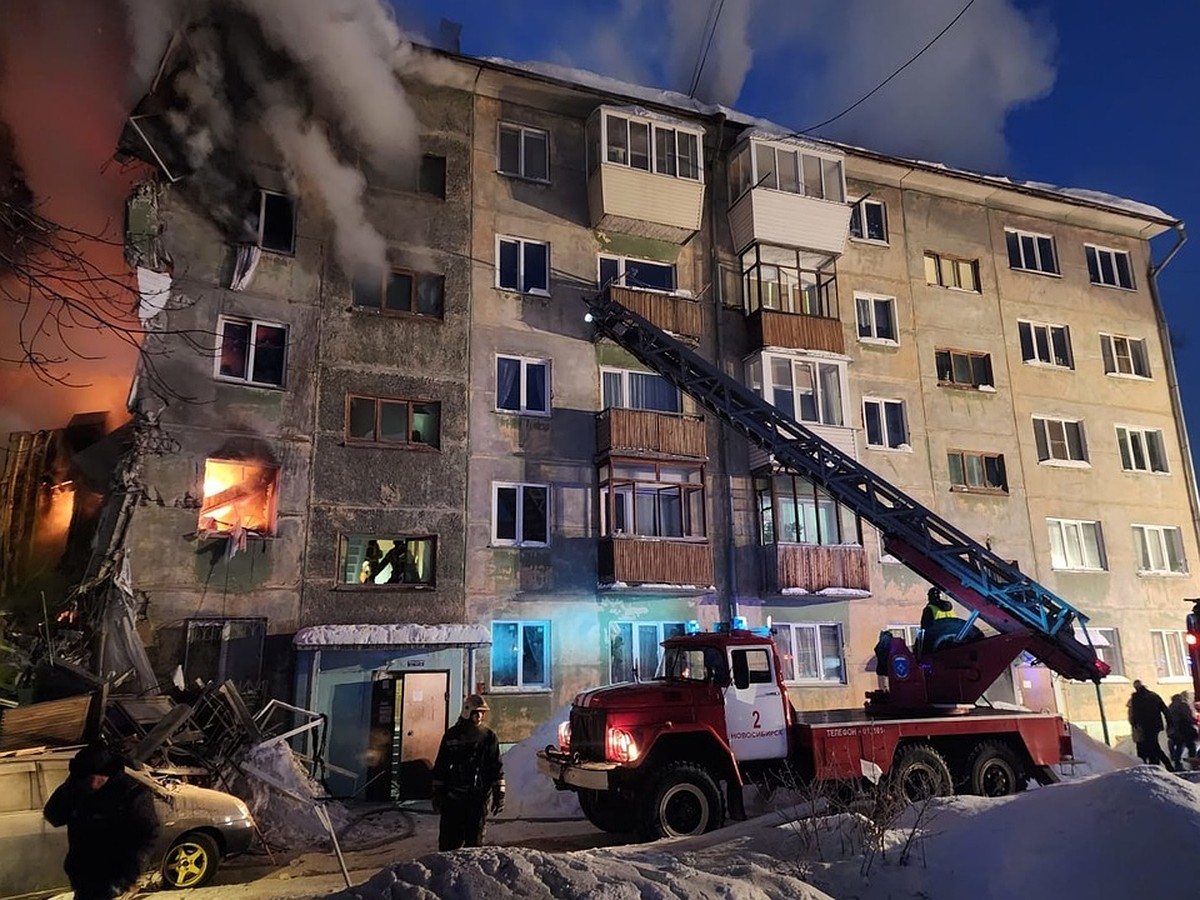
[[587, 293, 1108, 684]]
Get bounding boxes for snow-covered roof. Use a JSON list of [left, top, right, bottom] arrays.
[[475, 55, 1177, 226], [292, 623, 491, 649]]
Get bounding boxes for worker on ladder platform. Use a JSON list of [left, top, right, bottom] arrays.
[[920, 588, 955, 655]]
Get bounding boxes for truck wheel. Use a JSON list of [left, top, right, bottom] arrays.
[[887, 744, 953, 805], [578, 789, 634, 833], [967, 741, 1027, 797], [640, 762, 725, 839]]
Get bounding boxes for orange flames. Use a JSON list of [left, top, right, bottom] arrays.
[[198, 459, 278, 535]]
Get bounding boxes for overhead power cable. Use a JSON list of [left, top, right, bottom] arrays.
[[687, 0, 727, 99]]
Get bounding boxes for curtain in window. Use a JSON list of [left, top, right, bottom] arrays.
[[497, 358, 521, 410], [525, 363, 547, 412], [492, 623, 519, 686], [522, 625, 546, 685], [818, 363, 842, 425]]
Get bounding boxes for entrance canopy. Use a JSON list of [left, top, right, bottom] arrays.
[[293, 623, 491, 650]]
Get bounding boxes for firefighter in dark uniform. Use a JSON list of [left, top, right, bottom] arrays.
[[920, 587, 955, 655], [431, 693, 505, 851]]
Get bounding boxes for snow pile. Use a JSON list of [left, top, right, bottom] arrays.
[[293, 623, 491, 648], [498, 705, 583, 820], [237, 742, 350, 850], [1065, 723, 1137, 776]]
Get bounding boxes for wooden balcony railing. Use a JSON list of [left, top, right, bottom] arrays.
[[764, 543, 869, 595], [609, 285, 703, 344], [599, 536, 714, 588], [596, 408, 707, 460], [749, 309, 844, 354]]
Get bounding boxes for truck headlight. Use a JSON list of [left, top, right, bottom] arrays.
[[557, 720, 571, 752], [606, 727, 639, 764]]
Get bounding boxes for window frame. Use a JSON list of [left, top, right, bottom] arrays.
[[256, 189, 297, 255], [775, 622, 846, 685], [599, 459, 706, 540], [923, 251, 981, 292], [754, 473, 861, 547], [1018, 320, 1073, 369], [601, 110, 703, 181], [495, 354, 550, 417], [198, 458, 280, 537], [337, 534, 438, 588], [1094, 627, 1125, 678], [947, 449, 1008, 494], [1116, 425, 1169, 474], [1046, 517, 1106, 571], [740, 244, 838, 319], [418, 154, 447, 199], [214, 316, 288, 388], [352, 268, 445, 318], [849, 198, 888, 244], [1100, 333, 1152, 379], [747, 351, 848, 427], [492, 482, 550, 547], [344, 394, 440, 449], [1005, 228, 1060, 276], [1151, 629, 1192, 681], [854, 292, 898, 344], [491, 620, 551, 691], [935, 348, 994, 389], [608, 620, 687, 684], [1133, 524, 1188, 575], [1085, 244, 1135, 290], [1033, 416, 1089, 466], [598, 254, 677, 293], [862, 397, 909, 451], [599, 366, 681, 413], [496, 235, 551, 296], [497, 122, 550, 182]]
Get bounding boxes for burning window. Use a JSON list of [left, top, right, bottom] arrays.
[[340, 535, 435, 586], [199, 459, 279, 536]]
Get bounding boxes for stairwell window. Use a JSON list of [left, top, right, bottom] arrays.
[[497, 236, 550, 295], [600, 367, 680, 413], [948, 451, 1007, 493], [1133, 524, 1187, 575], [609, 621, 686, 684], [863, 398, 909, 450], [1085, 244, 1135, 289], [492, 620, 549, 689], [924, 252, 980, 292], [256, 189, 296, 255], [498, 123, 549, 181], [1006, 228, 1059, 275], [493, 482, 549, 546], [775, 623, 845, 684], [1047, 518, 1106, 571], [1019, 320, 1073, 369], [1033, 416, 1088, 465], [496, 355, 549, 415], [1116, 426, 1168, 474], [216, 317, 287, 387], [855, 293, 897, 343], [936, 349, 994, 389], [849, 199, 888, 243], [1100, 333, 1151, 378]]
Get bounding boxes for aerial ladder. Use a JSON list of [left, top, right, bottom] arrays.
[[585, 291, 1110, 710]]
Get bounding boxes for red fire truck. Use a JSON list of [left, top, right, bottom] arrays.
[[536, 293, 1108, 840]]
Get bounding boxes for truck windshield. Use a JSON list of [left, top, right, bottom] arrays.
[[656, 646, 730, 685]]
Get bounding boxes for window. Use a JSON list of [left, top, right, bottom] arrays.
[[604, 112, 701, 180], [184, 618, 266, 690], [609, 620, 686, 683], [1006, 228, 1059, 274], [600, 367, 680, 413], [353, 270, 444, 317], [855, 293, 897, 343], [747, 353, 846, 426], [1100, 334, 1151, 378], [887, 624, 922, 651], [599, 255, 676, 292], [418, 155, 446, 198], [217, 317, 287, 387], [727, 142, 845, 202], [497, 236, 549, 294], [863, 398, 908, 450], [755, 474, 860, 546], [492, 621, 549, 689], [493, 483, 549, 546], [346, 395, 440, 448], [198, 459, 279, 535], [935, 349, 994, 389], [849, 199, 887, 243], [775, 623, 845, 683], [1133, 524, 1187, 574], [496, 355, 549, 415], [1047, 518, 1106, 571], [599, 461, 705, 538], [740, 244, 837, 318], [256, 190, 296, 254], [924, 252, 980, 292], [948, 450, 1008, 493], [1094, 628, 1124, 678], [1085, 244, 1134, 289], [340, 534, 435, 585], [1033, 417, 1088, 464], [1116, 426, 1168, 474], [1152, 630, 1191, 680], [498, 123, 549, 181], [1018, 320, 1073, 368]]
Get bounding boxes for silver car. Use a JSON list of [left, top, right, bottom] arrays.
[[0, 747, 256, 897]]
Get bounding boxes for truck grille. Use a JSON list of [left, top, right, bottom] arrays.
[[570, 707, 607, 761]]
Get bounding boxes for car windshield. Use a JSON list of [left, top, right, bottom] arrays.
[[656, 646, 729, 685]]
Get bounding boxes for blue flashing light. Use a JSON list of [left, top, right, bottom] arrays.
[[685, 619, 701, 634], [731, 615, 748, 631]]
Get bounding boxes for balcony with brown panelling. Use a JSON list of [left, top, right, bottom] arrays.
[[605, 285, 703, 345], [748, 308, 844, 355], [599, 536, 714, 589], [596, 407, 707, 461], [763, 543, 870, 596]]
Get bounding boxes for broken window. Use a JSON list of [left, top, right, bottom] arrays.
[[346, 395, 440, 448], [419, 155, 446, 198], [257, 190, 296, 254], [352, 270, 444, 317], [199, 459, 279, 536], [184, 618, 266, 688], [340, 535, 436, 586], [217, 317, 287, 386]]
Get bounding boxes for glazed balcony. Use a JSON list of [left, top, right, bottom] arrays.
[[599, 536, 714, 589], [764, 543, 870, 596], [596, 408, 707, 460], [748, 422, 857, 471], [607, 285, 702, 345], [749, 309, 844, 355]]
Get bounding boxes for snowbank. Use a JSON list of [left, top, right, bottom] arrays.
[[236, 742, 351, 850], [498, 704, 582, 820], [1066, 722, 1137, 776]]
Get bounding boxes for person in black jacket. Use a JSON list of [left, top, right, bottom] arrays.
[[43, 744, 160, 900], [1167, 691, 1198, 770], [1128, 680, 1174, 771], [431, 694, 505, 851]]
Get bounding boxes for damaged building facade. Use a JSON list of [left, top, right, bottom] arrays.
[[100, 38, 1199, 795]]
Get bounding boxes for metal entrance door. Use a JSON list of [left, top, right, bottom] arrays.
[[393, 671, 449, 800]]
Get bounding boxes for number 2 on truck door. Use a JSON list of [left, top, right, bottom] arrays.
[[724, 647, 788, 760]]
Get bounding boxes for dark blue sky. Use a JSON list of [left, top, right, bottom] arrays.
[[400, 0, 1200, 431]]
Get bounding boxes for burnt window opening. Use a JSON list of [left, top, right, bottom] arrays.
[[199, 459, 279, 536], [352, 270, 444, 317], [257, 190, 296, 254], [340, 534, 436, 586], [184, 617, 266, 690], [419, 155, 446, 199], [217, 317, 287, 387], [346, 395, 440, 448]]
